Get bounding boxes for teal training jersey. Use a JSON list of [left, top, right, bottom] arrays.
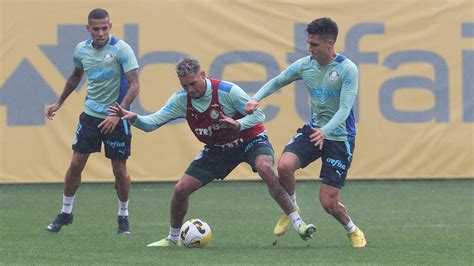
[[73, 35, 139, 119], [253, 54, 358, 141], [133, 78, 265, 132]]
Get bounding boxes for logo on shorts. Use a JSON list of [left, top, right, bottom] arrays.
[[326, 158, 347, 170], [104, 52, 114, 64], [106, 140, 125, 149], [209, 109, 220, 120], [328, 71, 339, 82]]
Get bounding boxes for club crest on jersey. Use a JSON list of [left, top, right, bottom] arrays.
[[329, 70, 339, 82], [104, 52, 114, 64], [209, 109, 220, 120]]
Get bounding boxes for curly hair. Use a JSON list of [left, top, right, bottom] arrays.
[[176, 56, 201, 77], [306, 17, 338, 42]]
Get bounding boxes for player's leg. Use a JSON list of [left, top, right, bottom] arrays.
[[245, 134, 316, 240], [255, 154, 294, 213], [277, 152, 300, 207], [319, 184, 366, 247], [46, 151, 90, 233], [104, 117, 132, 234], [255, 153, 316, 240], [64, 151, 90, 196], [319, 184, 349, 224], [147, 174, 204, 247], [273, 152, 301, 236], [273, 125, 321, 236], [148, 146, 228, 247], [319, 140, 366, 247], [111, 159, 131, 234], [171, 174, 203, 233], [47, 113, 99, 233]]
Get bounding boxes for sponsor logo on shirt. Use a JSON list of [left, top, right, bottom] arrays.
[[310, 87, 340, 101], [194, 123, 226, 136]]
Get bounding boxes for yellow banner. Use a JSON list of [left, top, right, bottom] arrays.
[[1, 0, 473, 183]]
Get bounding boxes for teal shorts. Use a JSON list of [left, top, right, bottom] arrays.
[[185, 134, 274, 185]]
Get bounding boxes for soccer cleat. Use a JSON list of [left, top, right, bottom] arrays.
[[117, 216, 131, 235], [347, 228, 367, 248], [273, 206, 300, 236], [46, 212, 73, 233], [297, 223, 317, 241], [147, 238, 178, 247]]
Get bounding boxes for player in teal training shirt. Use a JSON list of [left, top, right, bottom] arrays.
[[245, 17, 367, 248], [44, 8, 140, 235], [109, 56, 316, 247]]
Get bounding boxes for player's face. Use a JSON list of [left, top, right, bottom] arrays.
[[307, 34, 334, 65], [179, 71, 207, 99], [87, 18, 112, 48]]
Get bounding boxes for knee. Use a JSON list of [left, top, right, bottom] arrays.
[[113, 167, 128, 180], [320, 198, 338, 215], [174, 182, 191, 200], [256, 160, 274, 178], [255, 155, 276, 177], [277, 161, 295, 178]]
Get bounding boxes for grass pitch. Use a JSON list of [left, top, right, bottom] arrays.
[[1, 180, 473, 265]]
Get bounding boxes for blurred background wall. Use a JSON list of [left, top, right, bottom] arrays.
[[1, 0, 473, 183]]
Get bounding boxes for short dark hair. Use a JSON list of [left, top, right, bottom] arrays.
[[88, 8, 109, 20], [176, 57, 201, 77], [306, 17, 338, 42]]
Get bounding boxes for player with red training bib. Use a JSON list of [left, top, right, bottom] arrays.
[[109, 56, 316, 247]]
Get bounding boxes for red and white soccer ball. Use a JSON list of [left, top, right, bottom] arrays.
[[180, 219, 212, 248]]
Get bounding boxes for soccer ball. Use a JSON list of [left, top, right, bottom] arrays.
[[180, 219, 212, 248]]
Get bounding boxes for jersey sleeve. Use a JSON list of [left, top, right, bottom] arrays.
[[252, 58, 303, 102], [72, 45, 83, 69], [132, 91, 187, 132], [320, 63, 359, 136], [227, 84, 265, 130], [117, 41, 139, 73]]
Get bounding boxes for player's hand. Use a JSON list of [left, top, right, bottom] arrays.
[[244, 98, 259, 114], [218, 111, 240, 130], [45, 102, 62, 120], [309, 128, 325, 149], [98, 115, 120, 134], [108, 103, 137, 121]]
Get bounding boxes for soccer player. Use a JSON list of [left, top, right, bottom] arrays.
[[44, 8, 140, 234], [244, 17, 367, 248], [108, 56, 316, 247]]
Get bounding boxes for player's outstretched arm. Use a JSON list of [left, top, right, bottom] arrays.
[[45, 67, 83, 120]]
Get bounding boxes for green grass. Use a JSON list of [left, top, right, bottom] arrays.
[[1, 180, 473, 265]]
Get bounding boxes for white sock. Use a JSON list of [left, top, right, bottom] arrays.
[[61, 194, 75, 214], [344, 218, 357, 234], [289, 193, 298, 208], [168, 227, 180, 242], [289, 211, 304, 230], [118, 199, 129, 216]]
